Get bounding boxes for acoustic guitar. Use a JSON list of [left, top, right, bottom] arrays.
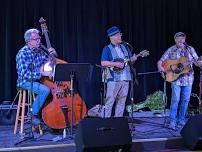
[[161, 56, 193, 82], [111, 50, 149, 72]]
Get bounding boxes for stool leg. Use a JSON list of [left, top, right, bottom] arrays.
[[20, 90, 26, 135], [14, 91, 22, 134], [14, 90, 43, 135]]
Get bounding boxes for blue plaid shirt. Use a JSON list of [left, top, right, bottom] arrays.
[[16, 45, 49, 87]]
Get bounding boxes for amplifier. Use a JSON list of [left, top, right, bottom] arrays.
[[0, 101, 17, 125]]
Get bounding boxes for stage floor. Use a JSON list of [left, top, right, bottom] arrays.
[[0, 115, 191, 152]]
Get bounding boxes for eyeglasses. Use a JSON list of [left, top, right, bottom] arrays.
[[113, 33, 122, 37], [30, 36, 41, 41]]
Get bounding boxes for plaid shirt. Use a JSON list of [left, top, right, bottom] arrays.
[[160, 45, 198, 86], [16, 45, 49, 87]]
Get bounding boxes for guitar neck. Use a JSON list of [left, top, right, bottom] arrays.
[[136, 52, 145, 58], [136, 54, 141, 58], [125, 53, 142, 62], [183, 60, 193, 67]]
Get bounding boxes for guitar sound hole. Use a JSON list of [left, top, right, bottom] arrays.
[[172, 63, 184, 74]]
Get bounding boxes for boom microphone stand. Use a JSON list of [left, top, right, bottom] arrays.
[[161, 72, 168, 126], [184, 42, 202, 115], [123, 42, 137, 133], [129, 63, 136, 134], [102, 68, 107, 118], [137, 71, 168, 126], [27, 63, 34, 138], [97, 65, 107, 118]]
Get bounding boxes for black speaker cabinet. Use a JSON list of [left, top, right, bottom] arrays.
[[0, 104, 17, 125], [180, 114, 202, 150], [75, 117, 132, 152]]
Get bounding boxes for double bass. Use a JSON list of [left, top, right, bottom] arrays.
[[39, 17, 87, 129]]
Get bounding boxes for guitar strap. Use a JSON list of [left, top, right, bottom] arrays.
[[176, 47, 194, 76]]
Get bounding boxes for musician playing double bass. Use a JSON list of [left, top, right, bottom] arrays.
[[101, 26, 137, 118], [157, 32, 202, 130], [16, 28, 57, 125]]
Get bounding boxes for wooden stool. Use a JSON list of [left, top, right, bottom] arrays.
[[14, 89, 43, 135]]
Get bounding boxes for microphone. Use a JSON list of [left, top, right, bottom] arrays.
[[35, 44, 47, 55], [39, 44, 48, 51], [184, 42, 190, 48], [122, 41, 133, 51], [39, 44, 57, 57], [122, 41, 130, 46]]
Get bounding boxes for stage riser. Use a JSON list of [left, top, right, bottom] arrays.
[[0, 138, 185, 152]]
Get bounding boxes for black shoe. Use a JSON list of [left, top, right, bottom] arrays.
[[176, 123, 185, 129], [167, 122, 176, 130]]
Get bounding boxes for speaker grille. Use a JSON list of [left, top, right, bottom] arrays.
[[75, 117, 132, 152]]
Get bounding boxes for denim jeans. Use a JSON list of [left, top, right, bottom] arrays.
[[169, 83, 192, 125], [20, 81, 50, 115]]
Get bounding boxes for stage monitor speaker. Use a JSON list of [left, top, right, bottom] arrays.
[[75, 117, 132, 152], [180, 114, 202, 150]]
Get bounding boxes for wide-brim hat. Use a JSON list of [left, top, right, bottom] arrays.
[[174, 32, 186, 39], [107, 26, 121, 37]]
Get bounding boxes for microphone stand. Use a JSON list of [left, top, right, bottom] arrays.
[[129, 62, 136, 135], [184, 43, 202, 116], [123, 42, 136, 134], [184, 43, 201, 68], [96, 64, 107, 118], [161, 73, 168, 127], [15, 48, 43, 145], [7, 46, 48, 118], [102, 67, 107, 118], [16, 63, 35, 144], [15, 45, 53, 145]]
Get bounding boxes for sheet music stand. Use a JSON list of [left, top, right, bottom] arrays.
[[53, 63, 93, 136]]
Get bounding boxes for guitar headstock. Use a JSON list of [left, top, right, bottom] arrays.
[[139, 50, 150, 57], [39, 17, 48, 34]]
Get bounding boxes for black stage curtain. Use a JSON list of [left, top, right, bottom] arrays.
[[1, 0, 202, 109]]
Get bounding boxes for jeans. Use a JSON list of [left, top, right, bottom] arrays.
[[169, 83, 192, 125], [20, 81, 50, 115]]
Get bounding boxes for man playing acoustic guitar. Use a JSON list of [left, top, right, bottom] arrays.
[[157, 32, 202, 130]]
